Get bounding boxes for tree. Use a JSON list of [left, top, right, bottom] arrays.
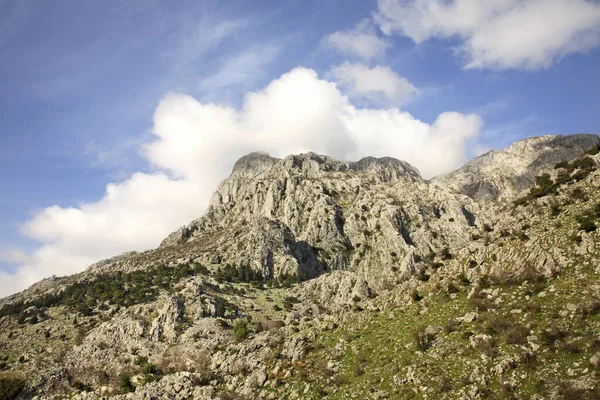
[[233, 320, 250, 342], [214, 297, 227, 318], [118, 372, 134, 393]]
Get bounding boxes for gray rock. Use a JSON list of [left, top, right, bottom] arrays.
[[433, 134, 599, 201]]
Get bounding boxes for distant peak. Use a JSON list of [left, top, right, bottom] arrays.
[[350, 156, 422, 181], [231, 152, 280, 178]]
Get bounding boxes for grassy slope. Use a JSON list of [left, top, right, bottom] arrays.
[[286, 171, 600, 400]]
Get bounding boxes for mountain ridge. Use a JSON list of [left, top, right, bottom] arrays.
[[2, 133, 600, 399]]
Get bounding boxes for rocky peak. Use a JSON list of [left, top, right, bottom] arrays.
[[350, 156, 422, 183], [230, 151, 280, 179], [432, 133, 600, 201]]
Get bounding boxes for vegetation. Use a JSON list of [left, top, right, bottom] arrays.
[[233, 320, 251, 342], [412, 326, 434, 352], [118, 372, 134, 394], [514, 151, 598, 206], [0, 263, 210, 319], [213, 297, 228, 318], [214, 264, 263, 284], [0, 375, 25, 400]]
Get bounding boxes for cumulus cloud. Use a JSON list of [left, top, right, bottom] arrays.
[[374, 0, 600, 70], [330, 62, 417, 104], [0, 67, 482, 297], [324, 19, 390, 60]]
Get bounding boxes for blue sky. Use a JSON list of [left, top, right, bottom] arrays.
[[1, 0, 599, 295]]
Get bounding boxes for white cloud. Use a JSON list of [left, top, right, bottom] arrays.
[[330, 62, 417, 104], [0, 249, 29, 265], [324, 19, 390, 60], [374, 0, 600, 70], [0, 67, 482, 297]]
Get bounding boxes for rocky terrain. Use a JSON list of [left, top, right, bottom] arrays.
[[1, 134, 600, 399], [432, 134, 599, 201]]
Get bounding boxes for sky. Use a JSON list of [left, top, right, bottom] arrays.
[[0, 0, 599, 297]]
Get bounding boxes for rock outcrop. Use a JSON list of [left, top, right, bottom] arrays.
[[432, 134, 599, 201], [160, 152, 484, 290]]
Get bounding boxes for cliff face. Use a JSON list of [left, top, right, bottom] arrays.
[[432, 134, 600, 201], [1, 134, 600, 400], [160, 152, 484, 291]]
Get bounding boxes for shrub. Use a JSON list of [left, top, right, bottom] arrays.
[[577, 212, 597, 232], [556, 381, 594, 400], [411, 290, 423, 302], [446, 283, 459, 294], [141, 363, 158, 376], [441, 248, 453, 260], [517, 231, 530, 241], [439, 376, 452, 393], [458, 273, 471, 286], [569, 234, 583, 244], [506, 324, 529, 345], [214, 297, 227, 318], [118, 372, 134, 394], [571, 187, 588, 201], [71, 380, 92, 392], [0, 375, 25, 400], [585, 144, 600, 155], [412, 326, 434, 351], [133, 356, 148, 366], [418, 270, 430, 282], [540, 325, 568, 346], [468, 260, 478, 269], [233, 320, 250, 342]]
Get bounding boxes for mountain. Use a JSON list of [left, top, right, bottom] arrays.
[[432, 134, 600, 201], [1, 134, 600, 400]]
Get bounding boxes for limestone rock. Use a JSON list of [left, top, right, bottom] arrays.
[[433, 134, 600, 201]]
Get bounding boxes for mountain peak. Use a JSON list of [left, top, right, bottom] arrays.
[[433, 133, 600, 201], [230, 152, 280, 178]]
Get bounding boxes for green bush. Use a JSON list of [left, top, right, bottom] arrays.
[[441, 247, 453, 260], [233, 320, 251, 342], [571, 187, 588, 201], [0, 262, 210, 318], [446, 283, 460, 294], [411, 290, 423, 302], [418, 270, 430, 282], [412, 326, 435, 352], [576, 212, 597, 232], [118, 372, 134, 394], [214, 297, 227, 318], [0, 375, 25, 400], [133, 356, 148, 366], [141, 363, 158, 376]]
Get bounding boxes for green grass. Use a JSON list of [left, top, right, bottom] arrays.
[[286, 262, 600, 399]]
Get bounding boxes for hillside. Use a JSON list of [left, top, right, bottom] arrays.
[[1, 134, 600, 400]]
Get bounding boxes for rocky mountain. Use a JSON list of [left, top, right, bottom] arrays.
[[1, 134, 600, 400], [432, 134, 600, 201]]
